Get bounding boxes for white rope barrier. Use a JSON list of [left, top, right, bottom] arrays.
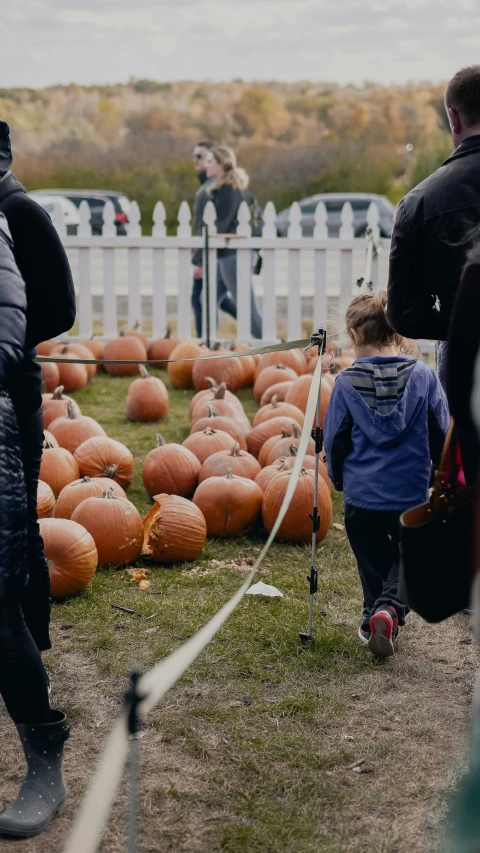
[[62, 354, 324, 853]]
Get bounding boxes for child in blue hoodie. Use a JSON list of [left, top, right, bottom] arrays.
[[324, 291, 449, 657]]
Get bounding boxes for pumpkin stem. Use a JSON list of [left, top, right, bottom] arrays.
[[165, 327, 172, 340], [275, 363, 285, 369], [226, 467, 234, 480], [229, 442, 241, 457], [212, 342, 221, 351], [289, 444, 298, 457], [207, 405, 220, 418], [205, 377, 219, 391], [155, 434, 166, 448], [66, 401, 79, 420], [277, 457, 291, 471], [43, 439, 55, 449], [103, 463, 119, 478], [52, 386, 65, 399], [203, 428, 216, 435], [81, 477, 92, 483], [139, 365, 150, 378], [213, 383, 226, 400], [271, 395, 279, 408], [230, 338, 237, 352], [133, 321, 141, 332], [280, 426, 292, 439], [292, 423, 302, 439], [100, 487, 117, 499], [60, 346, 69, 354]]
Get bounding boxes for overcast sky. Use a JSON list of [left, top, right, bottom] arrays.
[[0, 0, 479, 88]]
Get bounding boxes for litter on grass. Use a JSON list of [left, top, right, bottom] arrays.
[[246, 581, 283, 598]]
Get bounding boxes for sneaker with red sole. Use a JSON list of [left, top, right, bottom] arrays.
[[368, 606, 399, 658], [358, 625, 371, 645]]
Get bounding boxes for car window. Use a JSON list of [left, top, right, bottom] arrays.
[[68, 196, 105, 210], [300, 203, 317, 215], [350, 201, 370, 212]]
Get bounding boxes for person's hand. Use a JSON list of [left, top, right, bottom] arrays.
[[193, 265, 203, 280]]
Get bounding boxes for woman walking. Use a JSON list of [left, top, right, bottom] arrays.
[[0, 213, 68, 838], [204, 145, 263, 339]]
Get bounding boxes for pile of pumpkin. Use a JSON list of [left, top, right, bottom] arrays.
[[37, 326, 355, 602]]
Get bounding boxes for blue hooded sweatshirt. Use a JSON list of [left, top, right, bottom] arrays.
[[323, 356, 449, 511]]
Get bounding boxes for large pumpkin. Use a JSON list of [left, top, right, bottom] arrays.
[[48, 402, 106, 454], [191, 384, 250, 434], [254, 457, 292, 493], [148, 328, 179, 368], [193, 470, 263, 537], [275, 444, 330, 489], [125, 321, 148, 351], [167, 341, 204, 389], [80, 336, 105, 361], [42, 386, 81, 428], [40, 361, 60, 393], [103, 332, 147, 377], [262, 468, 332, 544], [143, 493, 207, 564], [265, 423, 316, 466], [183, 427, 235, 464], [190, 405, 248, 451], [192, 352, 244, 393], [74, 436, 134, 488], [36, 339, 60, 356], [255, 348, 306, 378], [50, 350, 89, 393], [253, 396, 305, 428], [285, 375, 332, 425], [54, 476, 126, 520], [247, 416, 303, 459], [51, 342, 96, 381], [142, 435, 201, 498], [39, 517, 98, 600], [253, 364, 298, 404], [198, 442, 261, 483], [258, 426, 293, 468], [125, 366, 169, 422], [43, 430, 59, 448], [37, 480, 56, 518], [189, 379, 244, 421], [39, 441, 80, 496], [72, 489, 144, 567], [259, 381, 295, 407], [231, 342, 255, 387]]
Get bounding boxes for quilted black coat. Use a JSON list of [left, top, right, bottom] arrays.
[[0, 212, 28, 602]]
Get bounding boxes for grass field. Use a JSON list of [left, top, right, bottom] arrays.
[[0, 367, 477, 853]]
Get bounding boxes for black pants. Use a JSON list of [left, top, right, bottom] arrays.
[[191, 276, 238, 338], [0, 602, 50, 724], [16, 408, 51, 652], [344, 504, 407, 628]]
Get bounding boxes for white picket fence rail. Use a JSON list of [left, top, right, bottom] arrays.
[[52, 196, 433, 356]]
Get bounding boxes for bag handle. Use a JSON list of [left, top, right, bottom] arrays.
[[432, 418, 459, 505]]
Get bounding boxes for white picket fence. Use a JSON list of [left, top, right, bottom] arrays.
[[53, 196, 433, 355]]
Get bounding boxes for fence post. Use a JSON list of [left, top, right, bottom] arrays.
[[202, 201, 217, 344], [236, 200, 252, 341], [102, 201, 117, 338], [366, 203, 380, 290], [287, 202, 302, 341], [261, 201, 277, 341], [78, 201, 93, 338], [177, 201, 192, 340], [339, 202, 354, 324], [152, 202, 167, 339], [313, 202, 328, 331]]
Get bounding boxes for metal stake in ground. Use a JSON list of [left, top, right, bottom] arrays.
[[299, 328, 327, 645], [124, 669, 145, 853], [204, 223, 211, 349]]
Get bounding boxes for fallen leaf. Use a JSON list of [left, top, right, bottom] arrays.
[[139, 580, 151, 591], [333, 523, 345, 531]]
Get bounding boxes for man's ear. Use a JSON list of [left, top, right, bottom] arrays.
[[448, 107, 462, 135]]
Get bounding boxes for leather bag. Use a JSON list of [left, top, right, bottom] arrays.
[[399, 420, 476, 623]]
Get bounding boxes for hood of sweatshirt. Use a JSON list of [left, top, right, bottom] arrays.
[[339, 356, 426, 448], [0, 171, 26, 204]]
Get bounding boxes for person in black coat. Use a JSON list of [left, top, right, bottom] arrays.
[[387, 66, 480, 387], [202, 145, 263, 339], [0, 122, 76, 654], [0, 214, 69, 838]]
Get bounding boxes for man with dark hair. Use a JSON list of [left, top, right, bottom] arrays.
[[191, 141, 237, 337], [387, 65, 480, 387]]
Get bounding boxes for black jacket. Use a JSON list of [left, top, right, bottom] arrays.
[[0, 213, 29, 601], [0, 172, 76, 415], [387, 135, 480, 342]]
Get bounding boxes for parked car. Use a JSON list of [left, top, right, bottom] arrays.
[[28, 189, 131, 235], [28, 193, 81, 235], [276, 192, 395, 238]]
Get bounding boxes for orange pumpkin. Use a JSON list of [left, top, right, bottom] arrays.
[[103, 332, 147, 377], [247, 416, 303, 459], [72, 489, 144, 567], [189, 378, 244, 421], [43, 430, 59, 448], [54, 476, 126, 520], [143, 493, 207, 564], [265, 423, 316, 466], [167, 340, 204, 389], [52, 350, 89, 393], [253, 396, 305, 428], [262, 468, 332, 543], [254, 457, 292, 492], [231, 342, 255, 387], [192, 352, 244, 393], [125, 366, 169, 422], [80, 336, 105, 361], [254, 348, 306, 379], [142, 435, 201, 498], [253, 364, 298, 404], [191, 384, 250, 434], [183, 427, 234, 465], [36, 339, 61, 356], [39, 441, 80, 496], [274, 444, 331, 489], [48, 401, 106, 454], [259, 381, 295, 407], [258, 426, 294, 468], [37, 480, 56, 518], [147, 328, 179, 368], [198, 442, 261, 483], [74, 436, 134, 488], [125, 321, 148, 351], [39, 517, 98, 600], [285, 375, 332, 425], [51, 342, 96, 381], [190, 405, 248, 451], [193, 470, 263, 537], [42, 386, 81, 428], [40, 361, 60, 393]]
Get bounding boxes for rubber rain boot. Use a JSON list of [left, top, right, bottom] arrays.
[[0, 709, 69, 837]]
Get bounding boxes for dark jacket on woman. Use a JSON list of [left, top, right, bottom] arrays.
[[387, 135, 480, 342], [0, 213, 29, 601], [446, 260, 480, 484], [192, 182, 253, 266]]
